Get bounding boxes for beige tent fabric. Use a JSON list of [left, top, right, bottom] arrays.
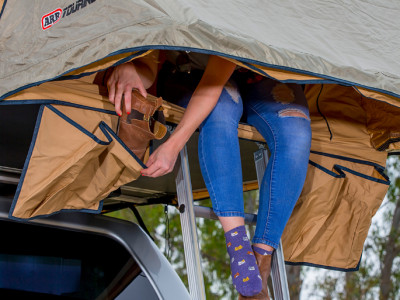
[[1, 1, 399, 103], [11, 104, 144, 219], [303, 84, 400, 156], [282, 84, 391, 269], [283, 152, 389, 269], [62, 50, 154, 79], [5, 79, 114, 110], [230, 58, 400, 117]]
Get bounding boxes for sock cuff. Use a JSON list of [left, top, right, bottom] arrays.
[[224, 225, 247, 239], [252, 246, 273, 256]]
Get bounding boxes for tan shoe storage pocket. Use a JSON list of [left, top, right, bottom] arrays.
[[10, 104, 145, 220], [282, 151, 390, 270]]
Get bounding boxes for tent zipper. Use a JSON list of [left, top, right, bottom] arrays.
[[316, 84, 333, 140]]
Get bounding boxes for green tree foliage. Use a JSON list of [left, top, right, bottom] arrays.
[[197, 206, 237, 299]]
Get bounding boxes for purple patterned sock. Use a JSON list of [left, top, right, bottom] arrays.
[[224, 226, 262, 296], [253, 246, 274, 256]]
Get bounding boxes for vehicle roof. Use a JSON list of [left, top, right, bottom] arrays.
[[0, 195, 190, 300]]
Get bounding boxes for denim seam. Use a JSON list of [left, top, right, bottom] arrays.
[[252, 238, 279, 249], [199, 130, 219, 212], [213, 210, 245, 218], [248, 105, 277, 242]]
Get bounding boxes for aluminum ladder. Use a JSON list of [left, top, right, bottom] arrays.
[[175, 144, 290, 299]]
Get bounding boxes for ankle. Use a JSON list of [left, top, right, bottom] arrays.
[[219, 216, 245, 233], [253, 243, 274, 252], [253, 244, 274, 256]]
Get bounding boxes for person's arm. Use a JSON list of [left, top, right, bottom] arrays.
[[141, 55, 236, 177], [107, 51, 159, 116]]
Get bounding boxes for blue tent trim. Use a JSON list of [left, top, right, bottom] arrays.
[[0, 99, 117, 115], [1, 45, 399, 101], [285, 258, 361, 272], [0, 0, 7, 19]]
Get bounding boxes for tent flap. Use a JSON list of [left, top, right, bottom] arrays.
[[10, 104, 144, 220]]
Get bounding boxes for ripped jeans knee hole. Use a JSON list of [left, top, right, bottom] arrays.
[[278, 108, 309, 120]]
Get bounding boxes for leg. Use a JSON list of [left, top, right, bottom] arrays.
[[238, 78, 311, 300], [242, 79, 312, 250], [198, 81, 262, 296], [198, 80, 245, 220]]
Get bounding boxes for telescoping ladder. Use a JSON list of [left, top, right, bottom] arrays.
[[174, 144, 290, 300]]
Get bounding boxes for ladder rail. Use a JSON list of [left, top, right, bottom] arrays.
[[175, 145, 207, 300], [254, 148, 290, 300]]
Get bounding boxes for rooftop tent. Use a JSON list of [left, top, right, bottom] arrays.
[[1, 0, 400, 271], [1, 0, 400, 100]]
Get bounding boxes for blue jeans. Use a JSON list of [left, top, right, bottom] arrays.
[[242, 78, 311, 248], [158, 68, 311, 249], [199, 77, 311, 249]]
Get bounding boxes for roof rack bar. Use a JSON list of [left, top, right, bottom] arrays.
[[0, 166, 21, 185], [175, 145, 206, 300], [254, 148, 290, 300]]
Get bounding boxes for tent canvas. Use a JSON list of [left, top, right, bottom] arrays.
[[1, 0, 400, 101]]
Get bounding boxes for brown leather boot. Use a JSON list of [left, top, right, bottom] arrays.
[[238, 251, 272, 300]]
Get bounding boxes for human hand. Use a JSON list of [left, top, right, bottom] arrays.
[[107, 62, 148, 116], [141, 141, 180, 178]]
